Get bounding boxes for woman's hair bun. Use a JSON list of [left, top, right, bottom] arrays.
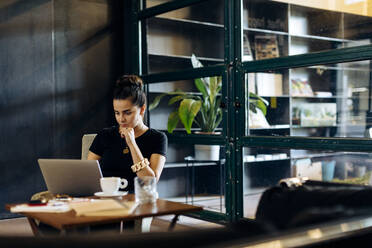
[[113, 74, 146, 107], [115, 75, 143, 89]]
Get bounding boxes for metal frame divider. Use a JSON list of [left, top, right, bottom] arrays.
[[129, 0, 141, 75], [224, 0, 235, 222], [232, 0, 244, 221], [132, 0, 232, 224]]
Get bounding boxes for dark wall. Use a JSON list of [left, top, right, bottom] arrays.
[[0, 0, 123, 218]]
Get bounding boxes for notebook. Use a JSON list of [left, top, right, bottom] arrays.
[[38, 159, 103, 197], [70, 199, 138, 217]]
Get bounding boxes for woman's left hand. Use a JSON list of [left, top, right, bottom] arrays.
[[119, 127, 136, 145]]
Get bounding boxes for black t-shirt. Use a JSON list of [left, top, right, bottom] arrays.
[[89, 126, 167, 192]]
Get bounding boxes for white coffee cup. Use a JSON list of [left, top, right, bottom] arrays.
[[100, 177, 128, 194]]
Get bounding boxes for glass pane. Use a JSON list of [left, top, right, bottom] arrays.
[[160, 143, 226, 214], [243, 0, 288, 61], [148, 75, 224, 134], [148, 74, 225, 213], [242, 0, 372, 60], [245, 60, 372, 138], [243, 147, 372, 218], [146, 0, 224, 73]]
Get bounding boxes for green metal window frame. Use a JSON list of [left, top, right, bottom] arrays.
[[130, 0, 236, 224], [140, 65, 232, 224], [127, 0, 372, 224], [237, 46, 372, 219], [237, 21, 372, 222]]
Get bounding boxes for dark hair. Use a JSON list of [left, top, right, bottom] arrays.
[[113, 75, 146, 107]]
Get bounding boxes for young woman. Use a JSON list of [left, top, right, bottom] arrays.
[[87, 75, 167, 192]]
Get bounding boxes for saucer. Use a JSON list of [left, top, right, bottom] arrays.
[[94, 191, 128, 198]]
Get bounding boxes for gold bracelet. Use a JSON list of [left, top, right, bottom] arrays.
[[131, 158, 149, 173]]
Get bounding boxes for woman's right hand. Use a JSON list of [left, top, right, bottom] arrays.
[[119, 127, 136, 145]]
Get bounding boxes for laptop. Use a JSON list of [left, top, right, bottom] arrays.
[[38, 159, 103, 196]]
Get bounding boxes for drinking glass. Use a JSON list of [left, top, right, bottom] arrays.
[[134, 176, 157, 204]]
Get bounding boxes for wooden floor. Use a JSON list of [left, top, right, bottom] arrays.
[[176, 191, 263, 219]]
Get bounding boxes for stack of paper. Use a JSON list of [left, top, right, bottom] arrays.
[[70, 199, 138, 217], [11, 202, 70, 213]]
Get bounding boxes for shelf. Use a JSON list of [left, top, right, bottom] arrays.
[[289, 33, 352, 43], [245, 152, 372, 163], [161, 128, 223, 133], [149, 91, 200, 95], [165, 162, 220, 168], [147, 53, 223, 74], [243, 27, 352, 43], [291, 125, 338, 128], [291, 96, 337, 99], [260, 95, 290, 98], [251, 93, 369, 100], [250, 125, 290, 130], [148, 15, 224, 61], [341, 123, 368, 127], [154, 16, 224, 29], [148, 91, 223, 97], [292, 95, 370, 100], [291, 152, 344, 160], [244, 158, 290, 163], [292, 123, 369, 128], [148, 53, 224, 63], [243, 27, 289, 36], [306, 65, 371, 72]]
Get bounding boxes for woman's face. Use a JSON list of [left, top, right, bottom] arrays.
[[113, 99, 145, 128]]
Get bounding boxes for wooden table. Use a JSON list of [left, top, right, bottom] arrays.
[[6, 194, 203, 236]]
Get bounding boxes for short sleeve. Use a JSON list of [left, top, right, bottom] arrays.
[[152, 131, 167, 157], [89, 131, 105, 156]]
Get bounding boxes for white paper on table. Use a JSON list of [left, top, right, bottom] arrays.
[[69, 199, 138, 217], [10, 203, 70, 213]]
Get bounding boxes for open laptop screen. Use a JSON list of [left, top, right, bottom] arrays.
[[38, 159, 102, 197]]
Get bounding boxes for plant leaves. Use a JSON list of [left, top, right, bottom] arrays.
[[167, 111, 180, 133], [249, 92, 269, 106], [249, 92, 268, 115], [256, 99, 267, 115], [249, 102, 257, 113], [191, 54, 210, 89], [168, 90, 186, 95], [189, 55, 224, 132], [168, 95, 185, 105], [148, 93, 167, 110], [198, 103, 208, 131], [209, 76, 217, 105], [194, 78, 208, 98], [178, 99, 201, 134], [213, 108, 223, 131], [149, 91, 188, 110]]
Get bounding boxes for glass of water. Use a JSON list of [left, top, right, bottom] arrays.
[[134, 176, 157, 204]]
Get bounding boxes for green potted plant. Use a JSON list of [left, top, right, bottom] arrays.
[[149, 55, 222, 135], [149, 54, 268, 160]]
